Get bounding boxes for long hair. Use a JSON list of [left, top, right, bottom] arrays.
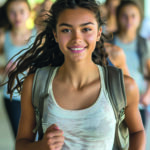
[[4, 0, 108, 98], [0, 2, 10, 30]]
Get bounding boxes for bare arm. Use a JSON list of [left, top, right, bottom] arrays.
[[16, 74, 64, 150], [16, 74, 40, 149], [124, 76, 146, 150]]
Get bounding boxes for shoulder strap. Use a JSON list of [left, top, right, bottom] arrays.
[[102, 66, 129, 150], [137, 35, 148, 73], [32, 66, 55, 140], [102, 66, 126, 121]]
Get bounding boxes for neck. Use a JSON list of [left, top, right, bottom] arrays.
[[118, 30, 137, 43], [58, 60, 99, 89]]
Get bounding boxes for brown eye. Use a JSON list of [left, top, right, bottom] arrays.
[[82, 28, 91, 32], [61, 29, 71, 33]]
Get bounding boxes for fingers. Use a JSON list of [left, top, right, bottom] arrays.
[[46, 130, 64, 138], [46, 124, 59, 132], [47, 137, 64, 147], [48, 141, 64, 150], [45, 124, 64, 138], [44, 124, 65, 150]]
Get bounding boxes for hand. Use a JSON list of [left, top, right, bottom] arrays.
[[41, 124, 64, 150]]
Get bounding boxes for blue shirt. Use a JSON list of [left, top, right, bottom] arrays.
[[3, 28, 37, 101]]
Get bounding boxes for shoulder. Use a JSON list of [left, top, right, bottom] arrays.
[[21, 74, 35, 108], [123, 75, 139, 106], [23, 66, 55, 88], [17, 73, 36, 141], [105, 42, 126, 65], [105, 43, 124, 58], [22, 74, 35, 93]]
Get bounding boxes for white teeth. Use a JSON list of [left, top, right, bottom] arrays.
[[70, 48, 84, 51]]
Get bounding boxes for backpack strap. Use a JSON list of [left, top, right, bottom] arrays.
[[103, 66, 126, 117], [102, 66, 129, 149], [137, 35, 148, 73], [32, 66, 55, 140]]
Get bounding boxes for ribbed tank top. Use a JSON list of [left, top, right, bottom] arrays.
[[42, 65, 116, 150], [3, 28, 37, 100]]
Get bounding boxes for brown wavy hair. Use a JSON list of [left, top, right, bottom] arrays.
[[2, 0, 108, 98]]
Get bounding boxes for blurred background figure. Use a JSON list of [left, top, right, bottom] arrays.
[[0, 0, 54, 149], [34, 0, 54, 32], [0, 0, 37, 139], [101, 0, 121, 34], [109, 0, 150, 127]]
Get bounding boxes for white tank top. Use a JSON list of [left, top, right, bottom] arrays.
[[42, 65, 116, 150]]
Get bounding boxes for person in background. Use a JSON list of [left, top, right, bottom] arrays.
[[109, 0, 150, 127], [1, 0, 145, 149], [101, 0, 121, 34], [0, 0, 36, 138], [34, 0, 53, 32]]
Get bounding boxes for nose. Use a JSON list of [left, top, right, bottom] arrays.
[[15, 12, 21, 21], [71, 30, 82, 43], [126, 16, 132, 24]]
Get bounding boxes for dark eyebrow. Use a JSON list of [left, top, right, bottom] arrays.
[[59, 22, 95, 27]]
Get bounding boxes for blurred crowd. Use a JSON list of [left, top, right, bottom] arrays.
[[0, 0, 150, 149]]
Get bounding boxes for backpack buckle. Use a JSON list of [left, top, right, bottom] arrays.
[[119, 108, 125, 122]]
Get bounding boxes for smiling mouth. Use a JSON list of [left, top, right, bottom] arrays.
[[68, 47, 87, 53]]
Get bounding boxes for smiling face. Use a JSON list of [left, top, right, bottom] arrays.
[[7, 1, 30, 29], [53, 7, 102, 63], [118, 4, 141, 33]]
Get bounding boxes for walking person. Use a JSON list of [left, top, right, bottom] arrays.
[[0, 0, 36, 138], [101, 0, 121, 34], [110, 0, 150, 127], [1, 0, 145, 149]]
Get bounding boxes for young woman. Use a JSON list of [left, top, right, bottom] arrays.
[[101, 0, 121, 34], [2, 0, 145, 149], [0, 0, 36, 138], [110, 0, 150, 127]]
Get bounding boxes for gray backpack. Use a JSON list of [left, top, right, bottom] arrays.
[[32, 65, 129, 150]]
